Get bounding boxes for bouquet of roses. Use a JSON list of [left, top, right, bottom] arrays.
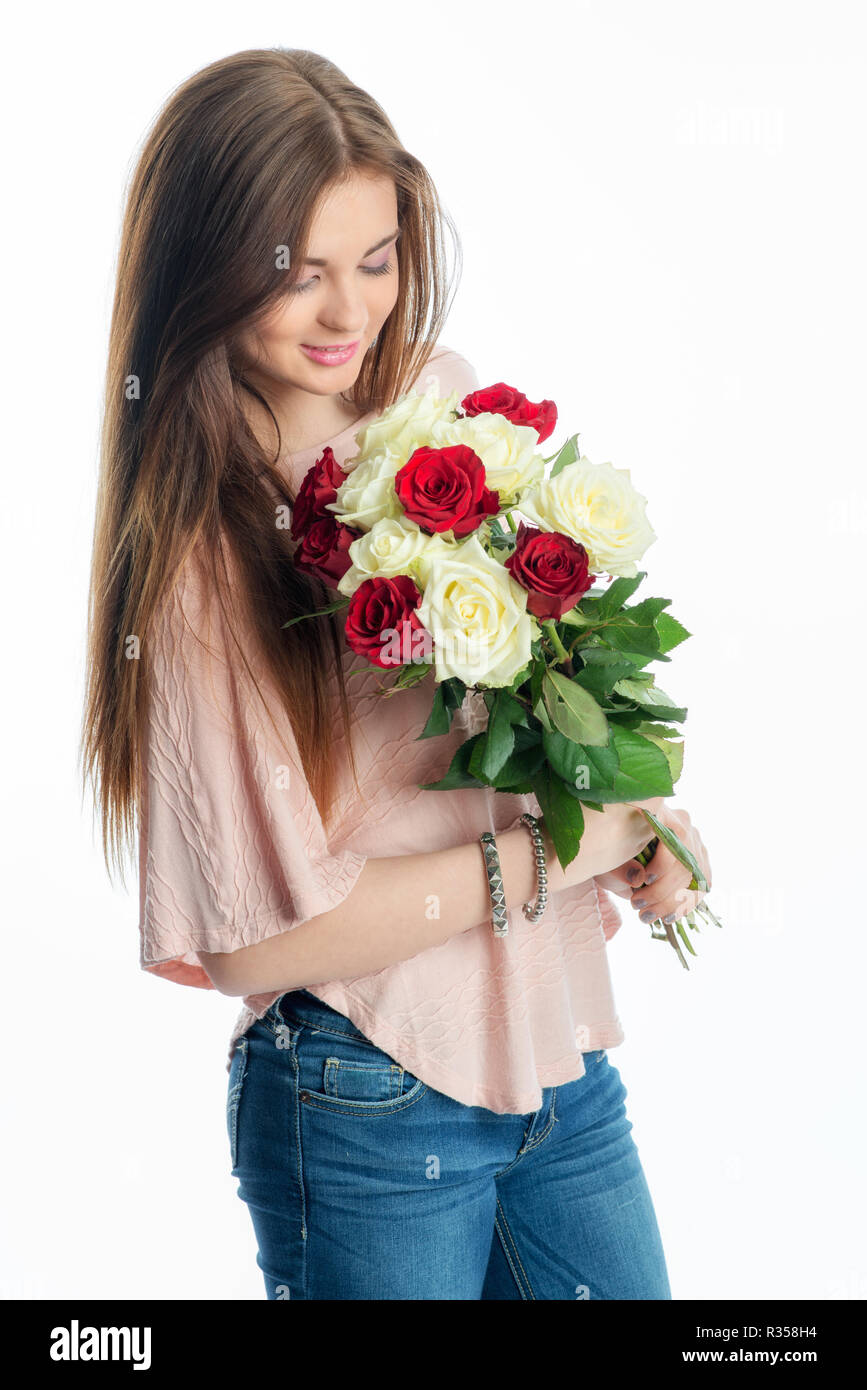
[[284, 376, 720, 967]]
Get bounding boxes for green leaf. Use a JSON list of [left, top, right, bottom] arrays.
[[621, 595, 671, 625], [487, 530, 515, 553], [489, 727, 547, 787], [491, 689, 531, 727], [570, 725, 675, 801], [655, 611, 691, 653], [505, 663, 528, 694], [548, 433, 581, 479], [573, 657, 641, 699], [418, 735, 486, 790], [580, 642, 663, 669], [578, 584, 612, 604], [530, 765, 586, 868], [442, 677, 467, 712], [614, 676, 671, 704], [574, 737, 622, 790], [418, 683, 450, 738], [595, 573, 645, 619], [417, 677, 467, 739], [390, 661, 431, 691], [282, 599, 350, 628], [575, 647, 639, 665], [468, 737, 492, 782], [476, 690, 527, 780], [598, 615, 661, 660], [632, 721, 685, 784], [542, 729, 588, 783], [529, 653, 547, 710], [632, 806, 709, 892], [533, 694, 554, 732], [612, 676, 688, 723], [542, 669, 610, 747]]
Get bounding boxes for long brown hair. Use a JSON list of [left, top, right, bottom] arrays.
[[81, 47, 460, 882]]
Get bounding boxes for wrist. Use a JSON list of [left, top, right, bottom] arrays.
[[535, 821, 567, 893], [497, 824, 544, 909]]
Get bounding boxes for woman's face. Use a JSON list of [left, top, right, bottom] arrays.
[[239, 169, 400, 398]]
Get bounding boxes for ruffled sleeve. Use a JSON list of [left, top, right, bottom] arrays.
[[137, 544, 368, 990]]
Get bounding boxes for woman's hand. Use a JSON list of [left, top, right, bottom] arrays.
[[552, 796, 665, 892], [593, 863, 645, 899], [621, 803, 712, 925]]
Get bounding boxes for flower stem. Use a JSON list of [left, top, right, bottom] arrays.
[[503, 511, 518, 533], [542, 620, 573, 673]]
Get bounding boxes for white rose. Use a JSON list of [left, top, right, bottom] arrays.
[[327, 449, 404, 531], [429, 411, 545, 505], [517, 457, 656, 576], [416, 532, 533, 688], [336, 518, 460, 597], [350, 384, 461, 468]]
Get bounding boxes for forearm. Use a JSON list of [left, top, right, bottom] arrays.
[[202, 818, 607, 997]]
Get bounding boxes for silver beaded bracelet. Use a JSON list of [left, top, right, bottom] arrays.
[[518, 812, 549, 923], [479, 812, 549, 937]]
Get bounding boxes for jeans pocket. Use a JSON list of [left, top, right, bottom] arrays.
[[226, 1035, 249, 1169], [296, 1025, 427, 1116]]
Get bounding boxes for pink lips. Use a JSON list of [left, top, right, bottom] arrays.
[[300, 340, 360, 365]]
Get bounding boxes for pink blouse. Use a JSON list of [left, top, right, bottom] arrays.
[[137, 344, 626, 1114]]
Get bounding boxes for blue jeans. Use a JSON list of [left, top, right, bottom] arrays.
[[226, 989, 671, 1300]]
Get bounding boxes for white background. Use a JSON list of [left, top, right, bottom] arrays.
[[2, 0, 865, 1300]]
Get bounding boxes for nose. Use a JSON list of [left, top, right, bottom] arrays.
[[318, 272, 368, 336]]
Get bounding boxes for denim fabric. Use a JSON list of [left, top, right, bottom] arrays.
[[226, 989, 671, 1300]]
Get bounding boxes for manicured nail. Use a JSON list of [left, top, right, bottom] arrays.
[[663, 913, 676, 924], [639, 909, 655, 923], [626, 865, 640, 882], [633, 898, 646, 908], [646, 874, 659, 884]]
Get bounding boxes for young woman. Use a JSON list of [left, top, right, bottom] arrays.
[[82, 47, 712, 1300]]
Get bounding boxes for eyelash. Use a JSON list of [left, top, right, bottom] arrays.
[[289, 258, 394, 295]]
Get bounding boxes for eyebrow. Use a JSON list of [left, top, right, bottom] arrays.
[[302, 227, 400, 267]]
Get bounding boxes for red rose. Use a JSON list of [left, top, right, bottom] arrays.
[[504, 520, 593, 620], [460, 382, 558, 444], [344, 574, 431, 669], [291, 446, 348, 539], [394, 444, 500, 537], [293, 514, 360, 587]]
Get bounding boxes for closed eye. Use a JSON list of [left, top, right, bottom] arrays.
[[289, 255, 395, 296]]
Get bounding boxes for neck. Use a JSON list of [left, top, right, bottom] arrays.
[[241, 376, 363, 457]]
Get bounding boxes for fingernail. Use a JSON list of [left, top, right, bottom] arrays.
[[663, 913, 676, 924], [626, 865, 640, 882], [639, 909, 655, 922], [633, 898, 646, 908], [646, 874, 659, 884]]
